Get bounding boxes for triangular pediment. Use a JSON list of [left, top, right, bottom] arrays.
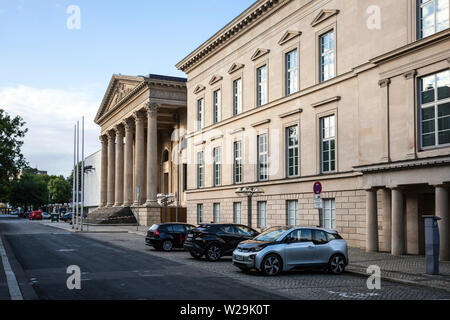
[[311, 9, 340, 27], [95, 75, 143, 123], [193, 84, 206, 94], [251, 48, 270, 61], [278, 30, 302, 45], [209, 75, 223, 85], [228, 63, 245, 74]]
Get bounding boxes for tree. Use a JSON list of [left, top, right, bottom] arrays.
[[48, 176, 72, 204], [9, 168, 49, 209], [0, 109, 28, 202]]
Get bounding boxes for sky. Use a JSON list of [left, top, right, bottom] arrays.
[[0, 0, 255, 177]]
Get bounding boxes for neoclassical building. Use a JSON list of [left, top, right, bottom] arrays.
[[92, 74, 188, 226], [177, 0, 450, 259]]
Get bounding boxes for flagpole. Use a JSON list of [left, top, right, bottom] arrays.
[[81, 116, 85, 231], [72, 125, 76, 229], [75, 121, 80, 231]]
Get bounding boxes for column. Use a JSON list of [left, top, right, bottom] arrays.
[[436, 185, 449, 261], [366, 188, 379, 252], [382, 188, 392, 252], [392, 188, 405, 255], [106, 130, 116, 207], [99, 135, 108, 207], [133, 110, 146, 206], [114, 124, 125, 206], [123, 118, 134, 207], [146, 102, 159, 206], [406, 194, 419, 255]]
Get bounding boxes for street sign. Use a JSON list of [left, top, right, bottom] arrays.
[[313, 182, 322, 195], [314, 194, 323, 209]]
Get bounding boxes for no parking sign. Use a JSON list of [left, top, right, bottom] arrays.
[[313, 182, 322, 195]]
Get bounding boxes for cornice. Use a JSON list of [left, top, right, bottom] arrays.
[[176, 0, 288, 73]]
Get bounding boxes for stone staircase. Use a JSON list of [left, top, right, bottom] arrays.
[[86, 206, 137, 225]]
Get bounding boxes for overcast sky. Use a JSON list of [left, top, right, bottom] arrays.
[[0, 0, 255, 177]]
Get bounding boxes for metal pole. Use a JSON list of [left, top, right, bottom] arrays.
[[75, 121, 79, 230], [247, 195, 252, 228], [164, 198, 167, 223], [81, 116, 84, 231], [72, 125, 76, 229]]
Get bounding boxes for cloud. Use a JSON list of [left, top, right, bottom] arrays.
[[0, 85, 101, 177]]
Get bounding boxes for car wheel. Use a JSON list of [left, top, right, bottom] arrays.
[[205, 244, 222, 262], [261, 254, 282, 276], [162, 240, 173, 252], [189, 250, 203, 259], [328, 254, 346, 274]]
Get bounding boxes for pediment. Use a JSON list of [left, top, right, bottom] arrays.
[[209, 75, 223, 85], [228, 63, 245, 74], [251, 48, 270, 61], [278, 30, 302, 45], [193, 84, 206, 94], [311, 9, 340, 27]]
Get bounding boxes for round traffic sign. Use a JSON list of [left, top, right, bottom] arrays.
[[313, 182, 322, 195]]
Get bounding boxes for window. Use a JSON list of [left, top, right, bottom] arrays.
[[286, 49, 298, 95], [197, 151, 204, 188], [183, 163, 187, 191], [286, 126, 299, 177], [172, 224, 185, 233], [233, 202, 241, 224], [235, 225, 254, 235], [257, 201, 267, 228], [213, 203, 220, 223], [419, 70, 450, 148], [257, 65, 268, 106], [197, 204, 204, 224], [233, 78, 243, 115], [213, 147, 221, 186], [197, 98, 204, 130], [257, 134, 268, 181], [286, 200, 298, 226], [286, 229, 312, 242], [321, 115, 336, 173], [234, 141, 243, 183], [313, 230, 328, 245], [320, 199, 336, 229], [319, 30, 335, 82], [213, 89, 221, 124], [419, 0, 449, 39]]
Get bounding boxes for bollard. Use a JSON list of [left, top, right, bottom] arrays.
[[422, 215, 441, 275]]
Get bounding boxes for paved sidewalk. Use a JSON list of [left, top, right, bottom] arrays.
[[0, 252, 11, 300], [38, 220, 450, 292]]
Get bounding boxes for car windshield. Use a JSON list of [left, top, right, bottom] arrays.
[[149, 224, 159, 231], [254, 227, 290, 242]]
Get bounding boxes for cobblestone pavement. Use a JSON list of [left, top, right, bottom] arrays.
[[81, 232, 450, 300]]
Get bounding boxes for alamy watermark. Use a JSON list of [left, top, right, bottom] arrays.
[[66, 5, 81, 30], [66, 265, 81, 290], [366, 265, 381, 290]]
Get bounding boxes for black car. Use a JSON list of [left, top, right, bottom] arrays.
[[145, 223, 196, 252], [183, 224, 259, 261]]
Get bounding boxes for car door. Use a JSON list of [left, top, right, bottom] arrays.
[[235, 225, 257, 241], [283, 229, 315, 266], [171, 224, 185, 248], [312, 230, 333, 264], [217, 225, 242, 253]]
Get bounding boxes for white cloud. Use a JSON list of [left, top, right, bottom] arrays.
[[0, 85, 101, 177]]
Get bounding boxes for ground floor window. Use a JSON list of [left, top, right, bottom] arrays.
[[257, 201, 267, 228], [286, 200, 298, 226], [320, 199, 336, 229], [213, 203, 220, 223], [197, 204, 203, 224], [233, 202, 241, 224]]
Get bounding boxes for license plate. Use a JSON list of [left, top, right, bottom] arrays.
[[234, 255, 244, 261], [187, 234, 193, 240]]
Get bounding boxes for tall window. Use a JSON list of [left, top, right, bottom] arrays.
[[213, 147, 221, 186], [233, 202, 242, 224], [233, 78, 243, 115], [257, 65, 268, 106], [234, 141, 243, 184], [319, 30, 335, 82], [286, 126, 299, 177], [420, 70, 450, 148], [183, 163, 187, 191], [287, 200, 298, 226], [197, 98, 204, 130], [197, 204, 204, 224], [419, 0, 449, 39], [213, 89, 221, 124], [320, 199, 336, 229], [321, 115, 336, 173], [197, 151, 204, 188], [286, 49, 298, 95], [213, 203, 220, 223], [257, 201, 267, 228], [257, 134, 268, 181]]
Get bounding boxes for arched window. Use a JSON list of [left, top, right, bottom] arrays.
[[163, 150, 169, 162]]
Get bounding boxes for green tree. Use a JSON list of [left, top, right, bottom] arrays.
[[0, 109, 28, 202], [48, 175, 72, 204], [9, 168, 49, 209]]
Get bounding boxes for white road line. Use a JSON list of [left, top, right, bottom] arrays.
[[0, 237, 23, 300]]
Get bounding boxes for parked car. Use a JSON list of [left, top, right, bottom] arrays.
[[232, 226, 348, 276], [42, 212, 51, 219], [62, 212, 73, 222], [29, 210, 43, 220], [22, 211, 31, 219], [183, 224, 259, 261], [145, 223, 196, 251]]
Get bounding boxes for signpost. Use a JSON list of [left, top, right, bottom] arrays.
[[313, 182, 323, 210]]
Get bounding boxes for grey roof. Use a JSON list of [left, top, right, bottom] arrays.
[[147, 74, 187, 83]]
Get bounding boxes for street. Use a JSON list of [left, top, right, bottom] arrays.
[[1, 216, 450, 300]]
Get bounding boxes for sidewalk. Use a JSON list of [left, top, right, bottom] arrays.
[[38, 220, 450, 292], [0, 252, 11, 300]]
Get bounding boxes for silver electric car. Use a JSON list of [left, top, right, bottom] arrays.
[[232, 226, 348, 276]]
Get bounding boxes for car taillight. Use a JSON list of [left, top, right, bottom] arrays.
[[154, 230, 160, 237]]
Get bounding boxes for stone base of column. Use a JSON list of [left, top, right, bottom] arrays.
[[145, 200, 158, 207], [113, 203, 124, 208], [132, 206, 161, 227]]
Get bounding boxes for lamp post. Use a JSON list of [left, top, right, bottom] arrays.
[[157, 193, 175, 223], [235, 187, 264, 228]]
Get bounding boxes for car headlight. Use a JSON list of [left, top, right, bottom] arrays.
[[249, 246, 264, 252]]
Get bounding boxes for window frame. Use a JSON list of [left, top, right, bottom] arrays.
[[257, 133, 269, 181], [285, 48, 299, 96], [417, 0, 450, 39], [233, 140, 243, 184], [197, 151, 204, 188], [256, 64, 268, 107], [320, 115, 337, 173], [213, 146, 221, 186], [233, 202, 242, 224], [213, 203, 220, 223], [197, 98, 205, 130], [286, 200, 299, 226], [257, 201, 267, 228], [318, 28, 336, 83], [320, 199, 336, 230], [233, 77, 243, 116], [213, 88, 222, 124], [197, 204, 204, 224], [286, 125, 299, 178]]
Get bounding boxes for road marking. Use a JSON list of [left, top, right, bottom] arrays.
[[0, 237, 23, 300], [57, 249, 77, 252]]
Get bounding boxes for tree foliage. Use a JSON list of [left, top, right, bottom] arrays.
[[48, 175, 72, 204], [9, 168, 49, 208]]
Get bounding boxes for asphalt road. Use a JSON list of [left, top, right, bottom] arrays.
[[1, 216, 450, 300]]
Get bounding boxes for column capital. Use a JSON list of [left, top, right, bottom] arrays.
[[123, 117, 135, 132], [145, 102, 160, 118], [114, 123, 125, 136], [99, 135, 108, 145], [106, 130, 116, 141], [133, 109, 146, 122]]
